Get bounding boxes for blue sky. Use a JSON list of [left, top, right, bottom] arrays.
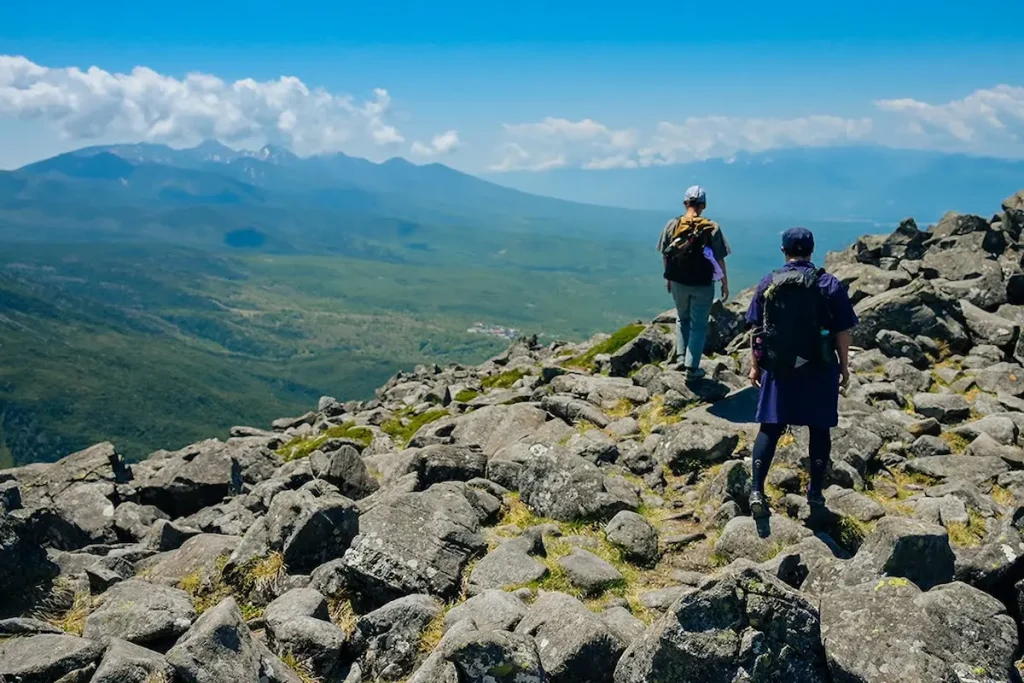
[[2, 0, 1023, 171]]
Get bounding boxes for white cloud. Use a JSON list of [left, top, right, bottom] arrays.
[[494, 112, 872, 171], [491, 85, 1024, 171], [875, 85, 1024, 151], [492, 117, 636, 171], [0, 55, 405, 155], [410, 129, 460, 157], [638, 115, 874, 166]]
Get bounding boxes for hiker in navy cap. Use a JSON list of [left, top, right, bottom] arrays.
[[657, 185, 731, 378], [744, 227, 858, 518]]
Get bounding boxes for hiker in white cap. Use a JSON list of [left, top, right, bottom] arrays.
[[656, 185, 731, 378]]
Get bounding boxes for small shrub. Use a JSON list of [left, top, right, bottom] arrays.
[[280, 652, 321, 683], [37, 586, 91, 636], [991, 485, 1016, 507], [939, 431, 971, 454], [418, 608, 449, 655], [328, 596, 358, 636]]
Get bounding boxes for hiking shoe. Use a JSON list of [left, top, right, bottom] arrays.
[[749, 491, 770, 519], [685, 367, 707, 380], [807, 489, 827, 508]]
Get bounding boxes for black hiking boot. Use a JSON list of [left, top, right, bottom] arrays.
[[807, 489, 826, 508], [749, 491, 770, 519], [685, 366, 706, 380]]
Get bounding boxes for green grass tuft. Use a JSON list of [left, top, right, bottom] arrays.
[[481, 369, 527, 389], [381, 408, 449, 447], [564, 324, 645, 371], [276, 421, 374, 461], [454, 388, 480, 402]]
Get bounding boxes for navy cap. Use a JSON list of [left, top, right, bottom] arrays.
[[782, 227, 815, 254]]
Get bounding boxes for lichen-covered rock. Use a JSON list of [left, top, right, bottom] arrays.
[[83, 579, 196, 647], [515, 591, 624, 683], [604, 511, 659, 566], [0, 634, 106, 683], [342, 482, 488, 609], [821, 579, 1017, 683], [166, 597, 301, 683], [614, 566, 829, 683], [517, 447, 637, 522]]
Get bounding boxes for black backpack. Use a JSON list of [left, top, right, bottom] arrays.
[[754, 267, 834, 375], [662, 217, 715, 286]]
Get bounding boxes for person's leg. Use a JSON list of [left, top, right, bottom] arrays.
[[684, 284, 715, 372], [749, 423, 785, 517], [807, 427, 832, 503], [670, 282, 693, 366], [751, 423, 785, 495]]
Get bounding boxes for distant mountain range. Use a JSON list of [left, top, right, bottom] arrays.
[[486, 146, 1024, 224], [1, 141, 661, 250]]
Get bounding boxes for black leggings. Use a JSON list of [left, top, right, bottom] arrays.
[[751, 423, 831, 496]]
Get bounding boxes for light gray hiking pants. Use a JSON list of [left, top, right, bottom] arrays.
[[670, 281, 714, 370]]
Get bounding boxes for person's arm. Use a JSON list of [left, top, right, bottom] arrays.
[[712, 226, 730, 302], [836, 329, 852, 387], [718, 258, 729, 302], [749, 332, 761, 387]]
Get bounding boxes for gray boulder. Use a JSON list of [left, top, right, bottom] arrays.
[[821, 579, 1017, 683], [853, 280, 970, 352], [615, 566, 829, 683], [541, 395, 612, 429], [960, 299, 1020, 348], [608, 325, 673, 377], [912, 393, 971, 424], [309, 445, 380, 499], [714, 515, 813, 564], [905, 455, 1010, 484], [113, 502, 169, 542], [166, 597, 301, 683], [517, 447, 637, 522], [804, 517, 955, 596], [467, 530, 549, 594], [355, 594, 442, 681], [91, 638, 174, 683], [415, 444, 488, 488], [264, 588, 349, 680], [599, 605, 646, 648], [654, 423, 739, 474], [413, 628, 546, 683], [972, 362, 1024, 397], [342, 482, 488, 609], [83, 579, 195, 646], [139, 533, 239, 588], [557, 549, 624, 596], [414, 403, 550, 456], [604, 511, 659, 566], [0, 634, 106, 683], [130, 437, 280, 518], [179, 498, 257, 537], [262, 483, 359, 573], [143, 518, 202, 552], [876, 329, 929, 367], [515, 591, 624, 683], [445, 589, 528, 633], [53, 482, 119, 547]]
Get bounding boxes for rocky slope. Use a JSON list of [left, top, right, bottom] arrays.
[[2, 190, 1024, 682]]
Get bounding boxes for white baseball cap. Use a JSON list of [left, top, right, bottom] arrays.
[[684, 185, 707, 204]]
